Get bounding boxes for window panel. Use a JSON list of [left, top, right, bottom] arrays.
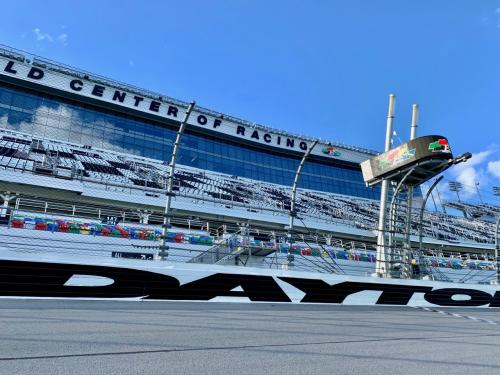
[[0, 83, 382, 199]]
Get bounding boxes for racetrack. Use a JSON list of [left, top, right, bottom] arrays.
[[1, 300, 500, 374]]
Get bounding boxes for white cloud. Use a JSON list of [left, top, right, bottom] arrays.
[[57, 33, 68, 46], [32, 28, 68, 46], [455, 167, 482, 196], [0, 103, 140, 156], [488, 160, 500, 180], [129, 60, 135, 67], [33, 28, 54, 43], [445, 146, 498, 200], [458, 149, 494, 169]]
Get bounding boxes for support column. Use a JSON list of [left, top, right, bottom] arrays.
[[375, 94, 396, 277], [0, 192, 15, 217], [402, 104, 419, 279]]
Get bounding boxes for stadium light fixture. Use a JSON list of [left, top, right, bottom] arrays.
[[451, 152, 472, 165], [448, 181, 463, 202]]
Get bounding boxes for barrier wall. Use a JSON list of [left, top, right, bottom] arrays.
[[0, 255, 498, 307]]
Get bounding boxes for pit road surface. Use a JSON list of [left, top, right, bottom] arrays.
[[1, 300, 500, 374]]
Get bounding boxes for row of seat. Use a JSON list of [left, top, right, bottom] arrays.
[[10, 216, 214, 245], [7, 213, 498, 271], [0, 129, 497, 245]]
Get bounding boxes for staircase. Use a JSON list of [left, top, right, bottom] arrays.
[[188, 230, 244, 264]]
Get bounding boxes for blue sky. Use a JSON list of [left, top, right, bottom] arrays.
[[1, 0, 499, 203]]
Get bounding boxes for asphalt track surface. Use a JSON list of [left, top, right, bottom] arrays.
[[2, 300, 500, 374]]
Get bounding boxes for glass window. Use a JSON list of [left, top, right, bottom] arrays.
[[0, 83, 384, 199], [0, 87, 13, 106]]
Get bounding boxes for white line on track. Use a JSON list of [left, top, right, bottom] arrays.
[[413, 306, 500, 327]]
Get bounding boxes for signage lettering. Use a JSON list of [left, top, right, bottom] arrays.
[[27, 67, 44, 80], [278, 277, 432, 305], [0, 59, 327, 154], [4, 61, 17, 74], [112, 90, 126, 103], [91, 84, 105, 97], [423, 288, 492, 307], [167, 106, 178, 117], [70, 79, 83, 91], [197, 114, 208, 125], [1, 260, 499, 307], [133, 95, 143, 107], [149, 100, 161, 112], [0, 260, 289, 302]]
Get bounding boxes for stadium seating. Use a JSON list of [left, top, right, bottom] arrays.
[[9, 215, 214, 245], [0, 128, 497, 246], [8, 213, 497, 274], [445, 201, 500, 221]]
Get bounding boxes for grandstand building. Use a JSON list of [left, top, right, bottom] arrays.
[[0, 44, 498, 286], [0, 48, 378, 199]]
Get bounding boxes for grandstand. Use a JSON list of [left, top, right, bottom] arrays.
[[444, 200, 500, 222], [0, 127, 498, 283], [0, 44, 499, 287]]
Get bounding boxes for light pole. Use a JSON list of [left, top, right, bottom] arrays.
[[285, 139, 318, 269], [475, 182, 484, 204], [159, 101, 196, 260], [448, 181, 463, 203]]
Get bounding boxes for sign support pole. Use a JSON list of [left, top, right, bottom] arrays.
[[402, 104, 419, 278], [375, 94, 395, 277]]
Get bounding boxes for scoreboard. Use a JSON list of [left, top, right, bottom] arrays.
[[360, 135, 453, 187]]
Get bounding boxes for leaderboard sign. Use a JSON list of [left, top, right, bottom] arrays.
[[0, 56, 352, 159], [360, 135, 453, 186]]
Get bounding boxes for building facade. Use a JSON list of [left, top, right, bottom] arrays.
[[0, 48, 380, 199]]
